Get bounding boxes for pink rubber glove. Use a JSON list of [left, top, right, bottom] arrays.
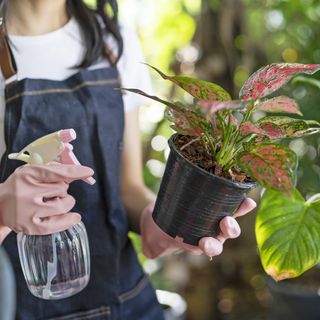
[[140, 197, 257, 259], [0, 163, 94, 242]]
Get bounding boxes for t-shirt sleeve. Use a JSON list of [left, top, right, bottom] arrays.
[[117, 25, 153, 112]]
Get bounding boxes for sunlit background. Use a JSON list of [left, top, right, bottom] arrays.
[[93, 1, 320, 319]]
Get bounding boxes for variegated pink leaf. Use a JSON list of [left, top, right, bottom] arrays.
[[255, 96, 302, 115], [240, 121, 284, 139], [198, 99, 250, 113], [239, 63, 320, 100], [240, 122, 263, 136], [209, 116, 223, 137], [166, 109, 204, 136], [221, 114, 239, 127], [145, 64, 231, 101], [237, 144, 298, 191], [257, 116, 320, 138], [259, 122, 285, 138], [230, 114, 239, 126], [291, 128, 320, 137]]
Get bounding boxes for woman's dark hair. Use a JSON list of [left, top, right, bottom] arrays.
[[0, 0, 123, 67], [67, 0, 123, 67]]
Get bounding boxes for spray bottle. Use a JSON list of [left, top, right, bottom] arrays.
[[9, 129, 95, 300]]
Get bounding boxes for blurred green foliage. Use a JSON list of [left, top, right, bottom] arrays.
[[119, 0, 200, 70], [245, 0, 320, 63]]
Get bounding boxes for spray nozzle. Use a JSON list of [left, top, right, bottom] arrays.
[[8, 129, 96, 185]]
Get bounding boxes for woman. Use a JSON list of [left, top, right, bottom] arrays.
[[0, 0, 256, 319]]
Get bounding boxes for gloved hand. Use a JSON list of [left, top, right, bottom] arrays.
[[0, 163, 94, 242], [140, 197, 257, 259]]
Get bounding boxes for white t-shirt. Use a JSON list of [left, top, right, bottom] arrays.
[[0, 17, 152, 156]]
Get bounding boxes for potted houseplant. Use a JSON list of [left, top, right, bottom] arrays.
[[124, 63, 320, 281]]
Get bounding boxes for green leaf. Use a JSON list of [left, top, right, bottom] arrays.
[[240, 121, 284, 139], [197, 99, 251, 113], [145, 63, 232, 101], [237, 143, 298, 191], [166, 108, 204, 136], [256, 189, 320, 281], [292, 76, 320, 89], [254, 96, 302, 115]]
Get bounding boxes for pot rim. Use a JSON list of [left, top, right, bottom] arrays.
[[267, 277, 320, 298], [168, 134, 258, 190]]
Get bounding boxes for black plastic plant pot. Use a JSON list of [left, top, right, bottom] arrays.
[[152, 134, 257, 246]]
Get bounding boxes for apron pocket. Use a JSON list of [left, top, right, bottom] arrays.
[[45, 306, 111, 320]]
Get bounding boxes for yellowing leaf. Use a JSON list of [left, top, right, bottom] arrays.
[[256, 189, 320, 281]]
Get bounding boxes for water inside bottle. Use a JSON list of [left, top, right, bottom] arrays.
[[17, 222, 90, 300], [29, 274, 90, 299]]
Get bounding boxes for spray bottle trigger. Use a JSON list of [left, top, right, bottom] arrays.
[[59, 143, 96, 185]]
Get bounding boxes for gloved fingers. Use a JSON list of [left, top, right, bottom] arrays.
[[215, 198, 256, 243], [143, 239, 180, 259], [178, 197, 256, 256], [0, 225, 12, 244], [198, 237, 224, 257], [197, 212, 242, 257], [34, 181, 69, 200], [18, 164, 94, 184], [174, 237, 203, 255], [219, 216, 241, 241], [35, 194, 76, 218], [31, 212, 81, 235], [233, 197, 257, 218], [140, 205, 203, 257]]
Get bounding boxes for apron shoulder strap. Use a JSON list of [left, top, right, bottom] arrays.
[[0, 25, 17, 85]]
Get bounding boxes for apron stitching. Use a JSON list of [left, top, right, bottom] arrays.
[[118, 275, 149, 303], [5, 78, 121, 103], [47, 306, 111, 320]]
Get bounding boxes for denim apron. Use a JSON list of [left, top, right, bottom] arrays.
[[0, 30, 164, 320]]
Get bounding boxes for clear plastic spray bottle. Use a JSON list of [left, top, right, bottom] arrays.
[[9, 129, 95, 300]]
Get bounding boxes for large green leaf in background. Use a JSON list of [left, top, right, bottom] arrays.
[[256, 189, 320, 281]]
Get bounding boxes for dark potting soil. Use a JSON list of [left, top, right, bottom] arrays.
[[174, 135, 252, 183]]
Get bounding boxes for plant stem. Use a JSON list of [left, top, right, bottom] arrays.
[[216, 101, 256, 170], [216, 112, 233, 166], [223, 101, 256, 167], [206, 134, 216, 156], [225, 159, 237, 171], [180, 136, 201, 151]]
